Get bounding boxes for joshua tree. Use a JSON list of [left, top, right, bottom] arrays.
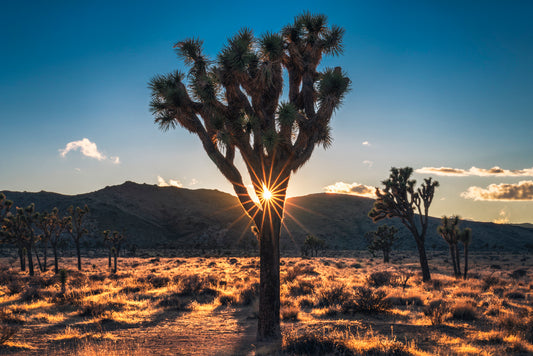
[[35, 209, 57, 272], [4, 204, 38, 275], [365, 224, 398, 263], [67, 205, 89, 270], [50, 213, 70, 274], [149, 13, 349, 340], [459, 227, 472, 279], [302, 234, 326, 257], [103, 230, 125, 273], [369, 167, 439, 282], [437, 215, 461, 278], [0, 193, 12, 220]]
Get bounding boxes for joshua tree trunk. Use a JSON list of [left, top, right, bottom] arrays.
[[449, 244, 458, 277], [113, 250, 118, 273], [454, 244, 461, 278], [257, 185, 287, 341], [75, 240, 82, 271], [416, 240, 431, 282], [108, 249, 112, 269], [52, 243, 59, 274], [463, 244, 469, 280], [18, 247, 26, 271], [42, 242, 48, 272], [34, 246, 44, 272], [26, 246, 34, 276], [383, 249, 389, 263]]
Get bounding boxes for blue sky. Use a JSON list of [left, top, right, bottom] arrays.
[[1, 1, 533, 223]]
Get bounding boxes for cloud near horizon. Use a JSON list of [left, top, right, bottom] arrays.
[[59, 138, 119, 164], [461, 180, 533, 201], [157, 176, 182, 188], [323, 182, 377, 198], [416, 166, 533, 177]]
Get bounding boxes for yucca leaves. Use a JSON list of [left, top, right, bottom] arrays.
[[318, 67, 351, 108]]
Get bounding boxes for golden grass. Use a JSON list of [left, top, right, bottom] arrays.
[[0, 252, 530, 355]]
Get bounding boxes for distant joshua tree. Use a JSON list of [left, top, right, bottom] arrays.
[[67, 205, 89, 271], [369, 167, 439, 282], [149, 12, 350, 340], [365, 224, 398, 263], [437, 216, 472, 279], [4, 204, 38, 275], [103, 230, 125, 273], [302, 234, 326, 257]]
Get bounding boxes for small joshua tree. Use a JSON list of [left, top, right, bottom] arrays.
[[302, 234, 326, 257], [59, 269, 67, 294], [369, 167, 439, 282], [459, 227, 472, 280], [67, 205, 89, 271], [437, 216, 472, 279], [365, 224, 398, 263], [4, 204, 39, 276], [103, 230, 125, 273], [437, 216, 461, 278], [50, 213, 70, 274]]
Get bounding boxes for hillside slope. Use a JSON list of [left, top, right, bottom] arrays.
[[3, 182, 533, 251]]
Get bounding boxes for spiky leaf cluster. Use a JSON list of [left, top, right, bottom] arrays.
[[149, 13, 350, 222]]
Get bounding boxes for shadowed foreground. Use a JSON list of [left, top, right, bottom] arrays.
[[0, 252, 531, 355]]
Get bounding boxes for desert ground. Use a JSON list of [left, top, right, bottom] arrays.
[[0, 250, 531, 355]]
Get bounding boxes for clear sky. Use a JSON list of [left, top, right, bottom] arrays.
[[1, 1, 533, 223]]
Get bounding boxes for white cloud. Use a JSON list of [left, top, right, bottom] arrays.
[[59, 138, 119, 164], [416, 166, 533, 177], [323, 182, 377, 198], [493, 209, 510, 224], [157, 176, 182, 188], [362, 141, 370, 146], [189, 178, 198, 186], [461, 180, 533, 201], [362, 160, 373, 168]]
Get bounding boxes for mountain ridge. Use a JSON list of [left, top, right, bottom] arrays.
[[2, 181, 533, 251]]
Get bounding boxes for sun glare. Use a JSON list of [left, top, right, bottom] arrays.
[[262, 186, 273, 201]]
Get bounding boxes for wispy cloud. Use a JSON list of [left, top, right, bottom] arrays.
[[416, 166, 533, 177], [157, 176, 182, 188], [362, 160, 373, 168], [362, 141, 370, 146], [323, 182, 376, 198], [59, 138, 120, 164], [493, 209, 510, 224], [189, 178, 198, 186], [461, 180, 533, 201]]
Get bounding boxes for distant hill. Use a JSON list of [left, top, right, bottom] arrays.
[[3, 181, 533, 251]]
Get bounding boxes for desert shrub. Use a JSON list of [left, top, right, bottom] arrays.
[[451, 303, 477, 321], [510, 268, 527, 279], [424, 299, 449, 325], [238, 283, 259, 305], [120, 286, 142, 294], [394, 272, 413, 290], [284, 265, 318, 283], [282, 333, 354, 355], [385, 295, 424, 307], [482, 275, 501, 291], [299, 297, 314, 309], [289, 280, 315, 297], [317, 285, 351, 307], [367, 271, 394, 287], [157, 294, 190, 311], [505, 291, 525, 300], [141, 274, 170, 289], [351, 263, 362, 269], [89, 274, 106, 282], [335, 261, 347, 269], [20, 287, 51, 302], [430, 279, 443, 291], [342, 287, 391, 314], [7, 280, 23, 295], [498, 314, 533, 343], [281, 306, 299, 321], [79, 301, 123, 318], [218, 294, 237, 306]]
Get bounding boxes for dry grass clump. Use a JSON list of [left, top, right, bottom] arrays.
[[367, 271, 395, 287], [450, 302, 478, 321], [281, 305, 299, 321], [282, 328, 412, 356], [424, 299, 449, 325], [342, 287, 391, 314], [317, 284, 351, 307], [288, 279, 315, 297]]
